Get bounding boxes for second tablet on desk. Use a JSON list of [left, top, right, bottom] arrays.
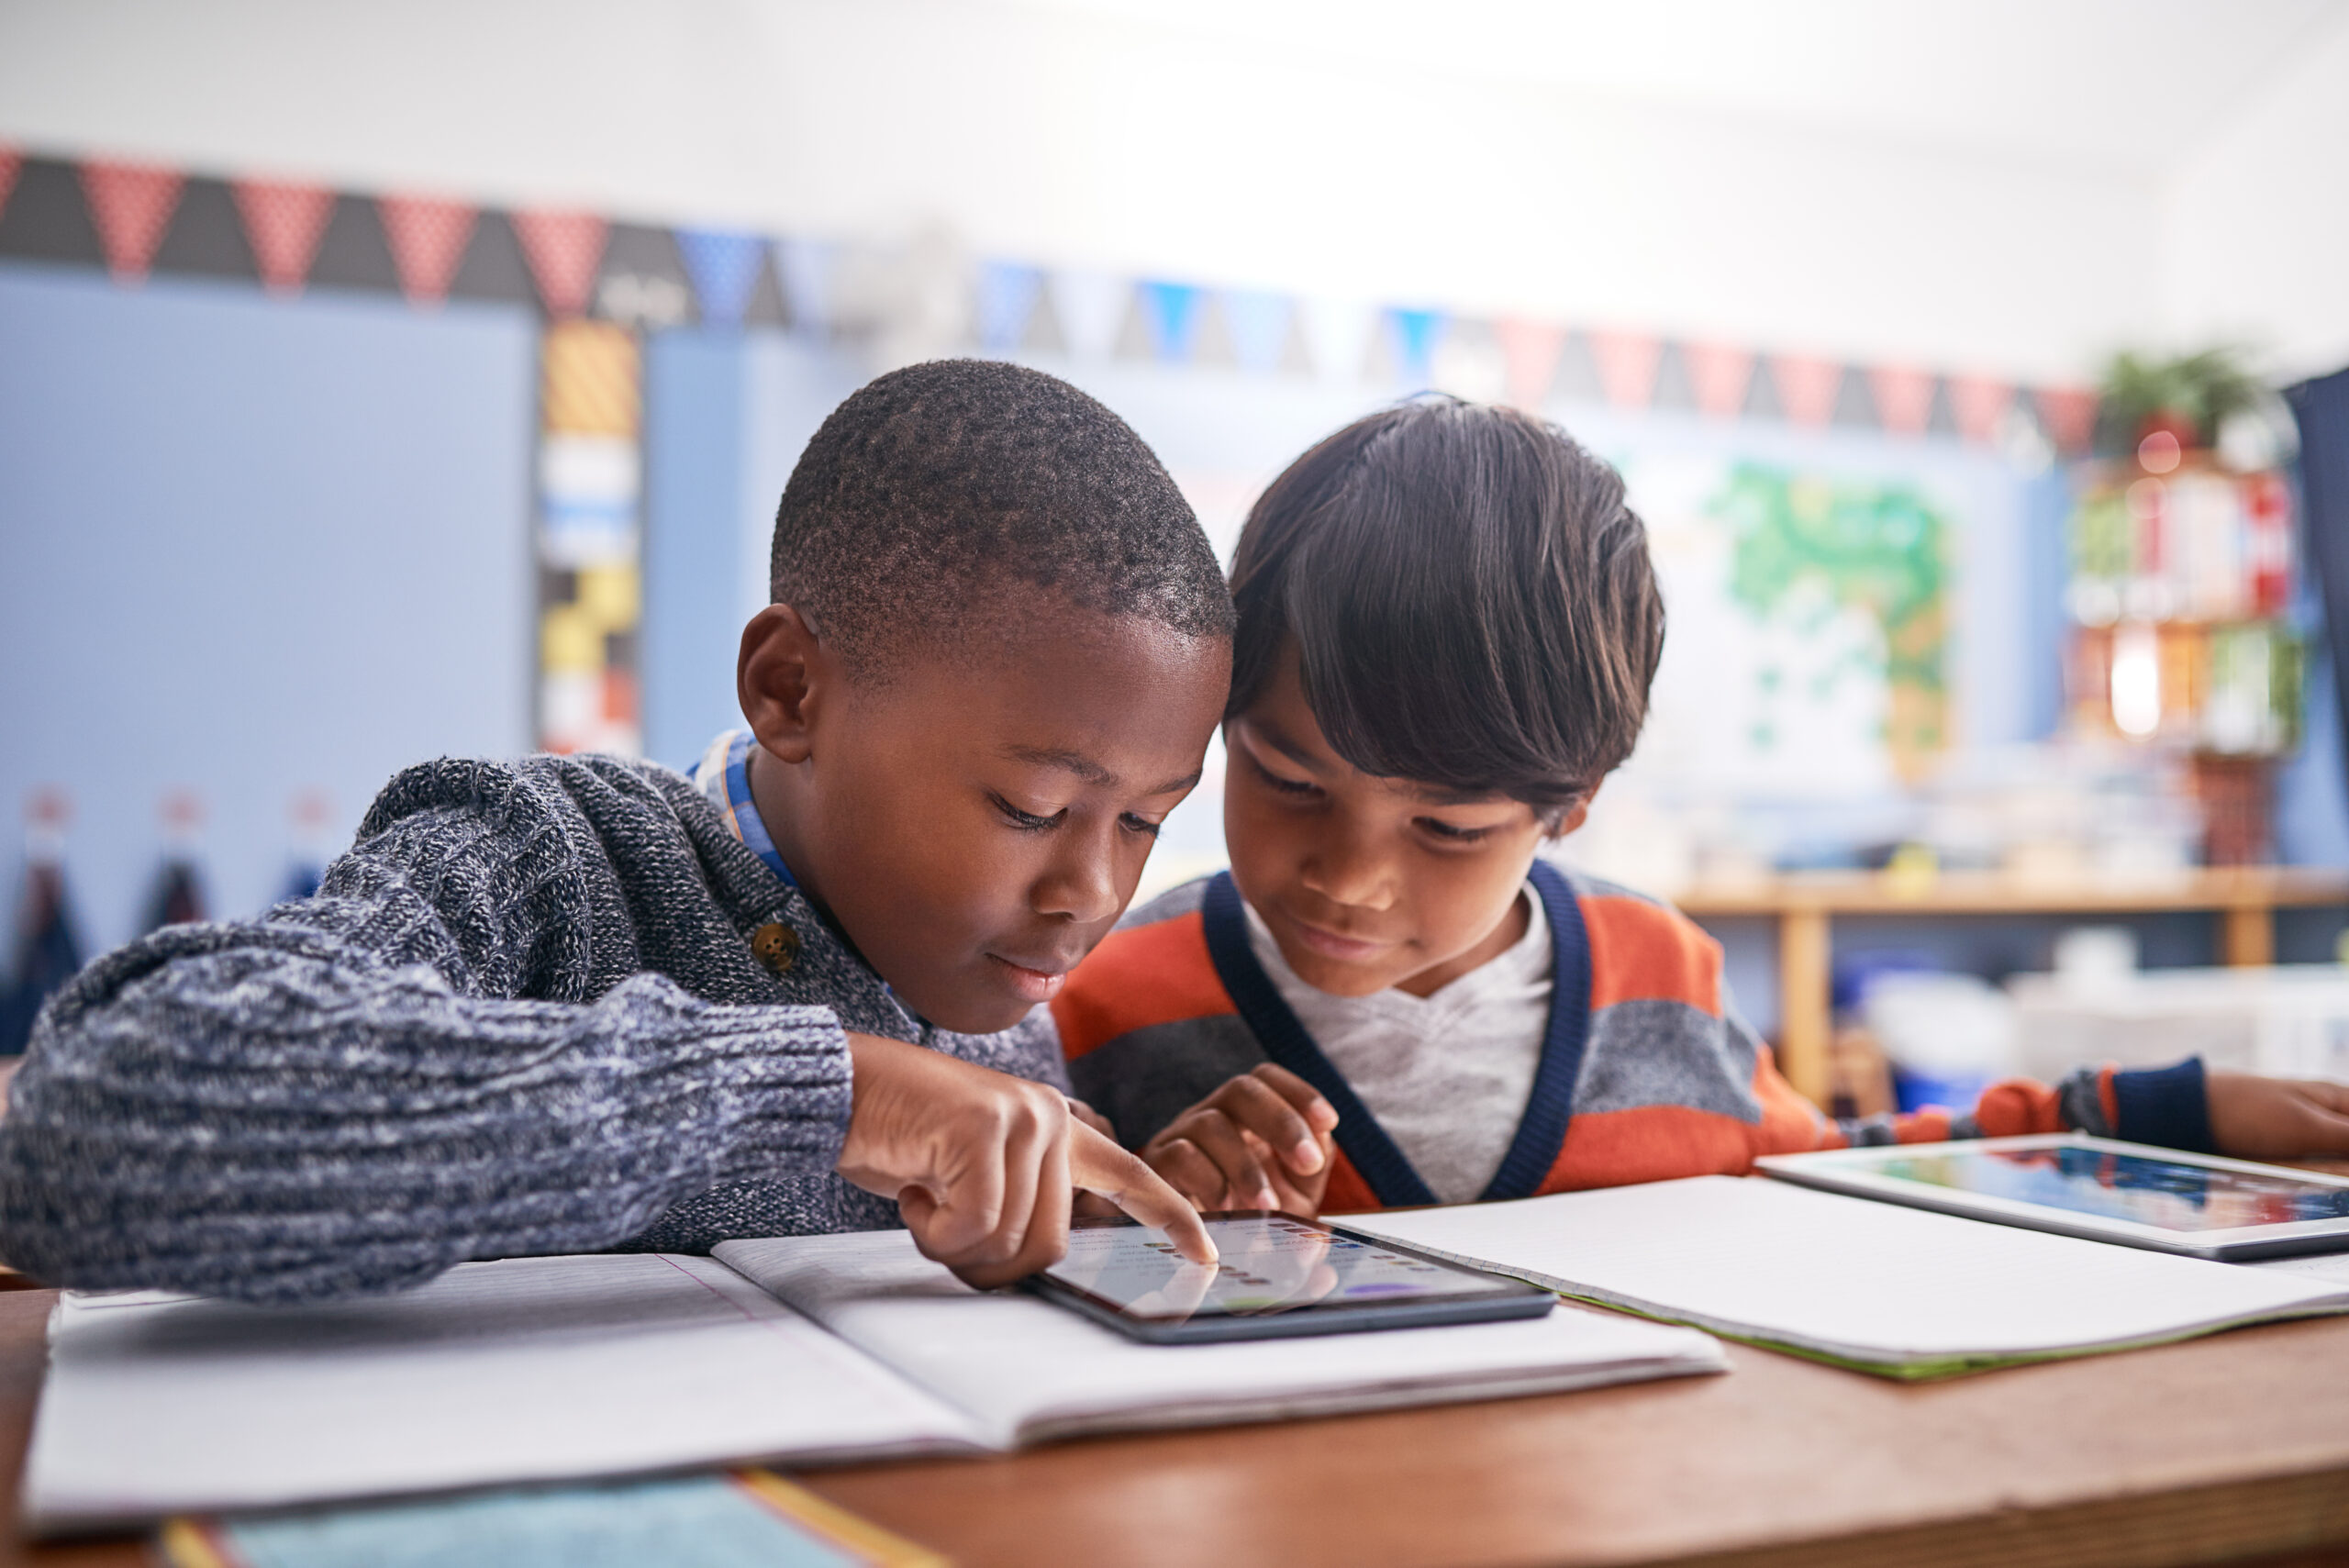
[[1756, 1134, 2349, 1261]]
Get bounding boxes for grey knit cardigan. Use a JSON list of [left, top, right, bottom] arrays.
[[0, 754, 1068, 1304]]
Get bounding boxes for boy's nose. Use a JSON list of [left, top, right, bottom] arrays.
[[1033, 837, 1123, 926], [1297, 829, 1397, 912]]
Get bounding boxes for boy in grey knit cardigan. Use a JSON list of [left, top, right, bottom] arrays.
[[0, 361, 1226, 1303]]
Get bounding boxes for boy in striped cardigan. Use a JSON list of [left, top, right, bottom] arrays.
[[1055, 398, 2349, 1217]]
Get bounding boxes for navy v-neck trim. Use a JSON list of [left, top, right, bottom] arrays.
[[1197, 862, 1593, 1209]]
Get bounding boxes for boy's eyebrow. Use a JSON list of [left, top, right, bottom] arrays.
[[1002, 745, 1202, 796], [1247, 720, 1324, 773], [1249, 718, 1503, 808], [1411, 783, 1506, 807]]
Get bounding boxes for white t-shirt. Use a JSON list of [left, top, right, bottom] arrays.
[[1243, 887, 1553, 1205]]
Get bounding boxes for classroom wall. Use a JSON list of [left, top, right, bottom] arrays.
[[0, 263, 536, 951], [2158, 10, 2349, 380], [0, 0, 2165, 384]]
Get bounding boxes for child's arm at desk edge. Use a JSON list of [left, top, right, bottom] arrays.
[[0, 799, 856, 1306]]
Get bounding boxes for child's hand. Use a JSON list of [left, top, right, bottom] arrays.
[[836, 1033, 1217, 1287], [1140, 1064, 1339, 1217], [2206, 1071, 2349, 1160]]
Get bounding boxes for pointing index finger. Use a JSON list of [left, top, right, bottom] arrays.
[[1069, 1121, 1219, 1265]]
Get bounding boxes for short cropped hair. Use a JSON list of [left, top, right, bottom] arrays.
[[1228, 397, 1664, 817], [771, 360, 1232, 669]]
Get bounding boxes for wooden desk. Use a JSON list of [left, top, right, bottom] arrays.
[[1677, 868, 2349, 1106], [4, 1291, 2347, 1568]]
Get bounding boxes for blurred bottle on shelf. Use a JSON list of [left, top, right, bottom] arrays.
[[143, 790, 210, 932], [4, 790, 87, 1056]]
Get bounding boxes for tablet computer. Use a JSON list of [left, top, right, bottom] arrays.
[[1756, 1134, 2349, 1261], [1026, 1211, 1555, 1343]]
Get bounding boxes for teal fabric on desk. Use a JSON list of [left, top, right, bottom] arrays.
[[204, 1476, 861, 1568]]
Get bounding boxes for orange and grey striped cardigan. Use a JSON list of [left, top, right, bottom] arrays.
[[1052, 865, 2212, 1213]]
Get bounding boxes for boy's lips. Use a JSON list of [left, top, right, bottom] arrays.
[[986, 953, 1072, 1003], [1283, 910, 1396, 963]]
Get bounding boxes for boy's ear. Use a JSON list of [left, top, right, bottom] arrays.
[[1548, 785, 1598, 840], [738, 605, 831, 765]]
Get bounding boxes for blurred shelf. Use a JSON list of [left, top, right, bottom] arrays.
[[1677, 866, 2349, 917], [1674, 866, 2349, 1110]]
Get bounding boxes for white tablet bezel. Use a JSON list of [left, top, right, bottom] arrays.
[[1755, 1134, 2349, 1261]]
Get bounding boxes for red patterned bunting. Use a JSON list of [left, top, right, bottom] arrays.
[[0, 147, 21, 224], [230, 180, 335, 295], [1869, 366, 1936, 436], [378, 195, 477, 306], [1493, 318, 1566, 410], [2035, 385, 2099, 455], [1949, 375, 2012, 445], [1772, 354, 1842, 428], [513, 209, 609, 319], [79, 160, 184, 283], [1683, 342, 1753, 418], [1587, 329, 1661, 409]]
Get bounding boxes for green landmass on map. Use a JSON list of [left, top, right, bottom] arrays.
[[1709, 462, 1949, 779]]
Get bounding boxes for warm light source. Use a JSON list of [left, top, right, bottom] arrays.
[[2110, 621, 2161, 738]]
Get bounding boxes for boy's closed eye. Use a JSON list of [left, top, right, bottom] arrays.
[[1238, 729, 1508, 849], [987, 791, 1166, 840], [1241, 748, 1320, 799]]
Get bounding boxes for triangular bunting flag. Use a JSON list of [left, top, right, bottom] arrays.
[[1869, 366, 1936, 436], [0, 148, 22, 225], [1222, 290, 1293, 375], [1386, 308, 1445, 389], [774, 238, 838, 339], [378, 195, 478, 306], [1772, 354, 1842, 428], [2034, 385, 2099, 455], [975, 261, 1044, 352], [513, 209, 609, 319], [1138, 281, 1203, 363], [1682, 342, 1753, 418], [675, 229, 766, 328], [1588, 329, 1662, 409], [1493, 318, 1565, 410], [1052, 270, 1130, 361], [230, 179, 335, 295], [80, 160, 184, 282], [1298, 297, 1376, 384], [1949, 374, 2011, 445]]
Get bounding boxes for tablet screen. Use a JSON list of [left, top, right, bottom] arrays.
[[1865, 1145, 2349, 1232], [1041, 1214, 1527, 1320]]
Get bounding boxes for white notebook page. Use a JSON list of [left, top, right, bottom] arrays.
[[716, 1229, 1726, 1446], [23, 1251, 981, 1531], [1342, 1176, 2349, 1366]]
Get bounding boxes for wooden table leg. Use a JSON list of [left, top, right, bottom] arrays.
[[2222, 902, 2275, 968], [1777, 906, 1832, 1106]]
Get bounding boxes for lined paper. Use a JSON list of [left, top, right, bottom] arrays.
[[1344, 1176, 2349, 1372], [24, 1253, 981, 1532]]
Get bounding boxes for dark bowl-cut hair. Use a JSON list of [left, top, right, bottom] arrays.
[[1228, 397, 1664, 818], [771, 359, 1233, 670]]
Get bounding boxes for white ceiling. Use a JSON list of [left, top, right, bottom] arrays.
[[2, 0, 2344, 373], [1013, 0, 2347, 178]]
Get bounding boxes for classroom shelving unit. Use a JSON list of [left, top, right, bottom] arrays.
[[1676, 866, 2349, 1106]]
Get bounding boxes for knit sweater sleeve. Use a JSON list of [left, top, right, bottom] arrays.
[[0, 798, 854, 1305]]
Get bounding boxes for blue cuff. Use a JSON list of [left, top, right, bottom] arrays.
[[2110, 1056, 2215, 1154]]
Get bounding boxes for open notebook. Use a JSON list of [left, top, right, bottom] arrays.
[[1343, 1175, 2349, 1380], [21, 1229, 1724, 1534]]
